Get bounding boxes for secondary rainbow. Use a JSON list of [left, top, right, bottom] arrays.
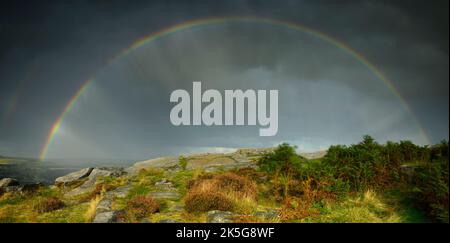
[[39, 16, 431, 161]]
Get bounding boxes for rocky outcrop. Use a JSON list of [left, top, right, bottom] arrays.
[[0, 178, 19, 188], [92, 184, 131, 223], [93, 210, 123, 223], [124, 148, 277, 174], [55, 167, 94, 187], [64, 167, 126, 197], [125, 157, 179, 175], [0, 178, 43, 195]]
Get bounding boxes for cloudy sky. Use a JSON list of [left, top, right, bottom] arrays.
[[0, 0, 448, 160]]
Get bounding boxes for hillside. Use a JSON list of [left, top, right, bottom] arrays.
[[0, 139, 448, 223]]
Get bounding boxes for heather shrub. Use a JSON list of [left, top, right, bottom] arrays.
[[184, 172, 257, 213], [411, 159, 449, 222], [34, 197, 65, 213], [126, 195, 160, 219]]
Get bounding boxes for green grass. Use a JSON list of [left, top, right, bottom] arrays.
[[0, 165, 437, 223], [296, 189, 428, 223], [0, 187, 90, 223]]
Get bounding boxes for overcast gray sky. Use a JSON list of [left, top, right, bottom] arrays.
[[0, 0, 448, 160]]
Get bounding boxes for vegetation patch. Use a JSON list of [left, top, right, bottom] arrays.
[[184, 172, 257, 213], [33, 196, 65, 213]]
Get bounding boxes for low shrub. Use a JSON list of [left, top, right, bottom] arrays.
[[179, 156, 188, 170], [184, 172, 257, 213], [34, 197, 65, 213], [184, 184, 234, 212], [411, 160, 449, 222], [126, 195, 160, 219]]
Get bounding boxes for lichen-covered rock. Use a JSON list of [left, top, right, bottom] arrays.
[[155, 179, 172, 187], [93, 211, 121, 223], [0, 178, 19, 188], [95, 197, 113, 214], [65, 167, 125, 196], [207, 210, 235, 223], [158, 219, 180, 223], [125, 157, 179, 175], [111, 185, 131, 198], [55, 167, 93, 187], [253, 209, 279, 220]]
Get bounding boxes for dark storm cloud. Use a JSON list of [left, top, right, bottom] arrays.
[[0, 0, 447, 159]]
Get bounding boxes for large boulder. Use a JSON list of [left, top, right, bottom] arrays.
[[0, 178, 19, 188], [65, 167, 125, 196], [80, 167, 126, 188], [55, 167, 94, 187]]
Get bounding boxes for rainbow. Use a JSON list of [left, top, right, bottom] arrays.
[[39, 80, 92, 160], [39, 16, 430, 161]]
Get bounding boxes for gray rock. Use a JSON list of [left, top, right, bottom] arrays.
[[207, 210, 235, 223], [0, 178, 19, 188], [93, 211, 121, 223], [55, 167, 94, 186], [80, 167, 124, 188], [111, 185, 131, 198], [96, 198, 113, 214], [96, 167, 126, 177], [65, 167, 126, 196], [125, 157, 179, 175], [154, 179, 173, 190], [253, 210, 279, 220], [158, 219, 180, 223], [149, 191, 181, 200]]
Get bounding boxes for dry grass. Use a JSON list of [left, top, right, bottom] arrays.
[[125, 195, 160, 221], [184, 172, 257, 213], [33, 197, 65, 213], [84, 195, 102, 222]]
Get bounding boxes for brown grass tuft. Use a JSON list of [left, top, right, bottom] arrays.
[[184, 172, 257, 213], [126, 195, 160, 220], [33, 197, 65, 213]]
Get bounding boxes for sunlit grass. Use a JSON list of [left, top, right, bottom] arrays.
[[297, 190, 425, 223]]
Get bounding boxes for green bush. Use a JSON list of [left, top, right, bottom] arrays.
[[179, 156, 188, 170], [410, 143, 449, 223], [320, 135, 403, 191], [258, 143, 306, 198], [258, 143, 306, 177]]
